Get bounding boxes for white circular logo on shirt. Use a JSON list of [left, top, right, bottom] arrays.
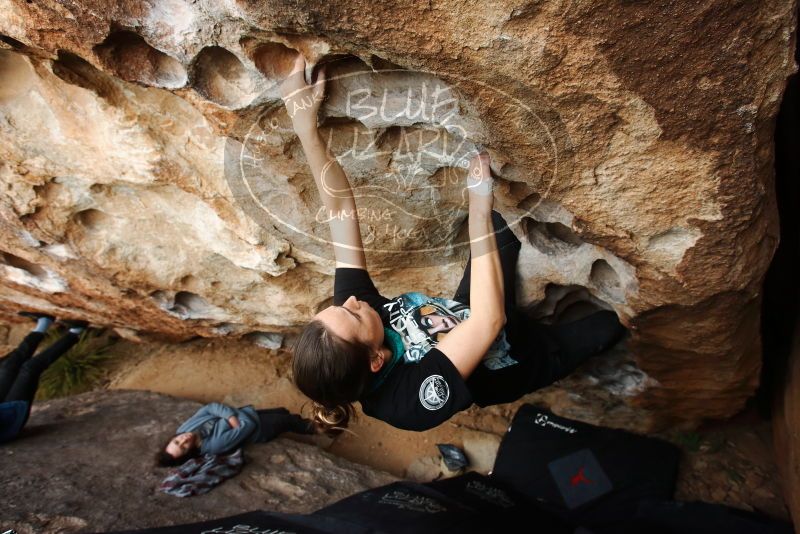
[[419, 375, 449, 411]]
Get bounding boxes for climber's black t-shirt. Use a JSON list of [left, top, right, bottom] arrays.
[[334, 267, 524, 432]]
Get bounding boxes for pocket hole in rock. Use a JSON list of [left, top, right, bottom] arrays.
[[368, 54, 405, 71], [0, 251, 48, 277], [527, 283, 611, 324], [211, 322, 242, 336], [518, 192, 542, 211], [0, 251, 67, 292], [589, 259, 625, 303], [508, 180, 536, 201], [94, 31, 187, 89], [190, 46, 258, 108], [0, 35, 26, 49], [52, 50, 126, 104], [244, 331, 283, 349], [315, 54, 375, 86], [150, 290, 219, 320], [250, 41, 298, 81], [74, 209, 110, 230], [52, 51, 102, 90], [178, 274, 202, 292], [173, 291, 210, 314], [149, 290, 172, 308], [523, 216, 583, 254]]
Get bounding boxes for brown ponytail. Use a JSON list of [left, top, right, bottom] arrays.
[[310, 402, 355, 436], [292, 319, 373, 435]]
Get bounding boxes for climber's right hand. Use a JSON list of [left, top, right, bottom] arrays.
[[466, 151, 494, 216]]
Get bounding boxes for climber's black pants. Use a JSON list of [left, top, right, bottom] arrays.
[[254, 408, 316, 442], [0, 332, 80, 426], [453, 211, 627, 407], [0, 331, 45, 401]]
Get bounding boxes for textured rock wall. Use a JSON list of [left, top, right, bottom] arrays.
[[0, 0, 796, 429]]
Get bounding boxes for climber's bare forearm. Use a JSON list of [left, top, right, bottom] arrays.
[[298, 129, 356, 213], [467, 207, 505, 329], [297, 128, 367, 269]]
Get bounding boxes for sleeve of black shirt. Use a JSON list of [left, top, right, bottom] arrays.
[[360, 348, 473, 432], [334, 267, 390, 310]]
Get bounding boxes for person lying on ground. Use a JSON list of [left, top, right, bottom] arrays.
[[156, 402, 315, 467]]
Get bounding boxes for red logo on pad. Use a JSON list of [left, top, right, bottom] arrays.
[[570, 467, 593, 487]]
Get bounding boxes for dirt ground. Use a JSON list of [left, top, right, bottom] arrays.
[[0, 322, 792, 523]]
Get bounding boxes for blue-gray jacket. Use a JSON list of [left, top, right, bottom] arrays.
[[176, 402, 261, 455]]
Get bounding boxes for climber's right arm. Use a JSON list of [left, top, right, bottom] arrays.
[[433, 153, 506, 379], [281, 55, 367, 270]]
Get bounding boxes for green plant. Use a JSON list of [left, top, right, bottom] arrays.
[[673, 431, 704, 453], [36, 329, 116, 400], [726, 467, 745, 484]]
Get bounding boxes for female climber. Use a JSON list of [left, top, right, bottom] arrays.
[[282, 55, 626, 434], [156, 402, 315, 467]]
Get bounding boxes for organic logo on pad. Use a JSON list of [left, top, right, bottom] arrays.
[[533, 412, 577, 434]]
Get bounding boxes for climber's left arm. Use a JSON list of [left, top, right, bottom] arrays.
[[281, 55, 367, 270]]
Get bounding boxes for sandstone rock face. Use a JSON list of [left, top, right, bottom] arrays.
[[0, 390, 396, 532], [0, 1, 796, 429]]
